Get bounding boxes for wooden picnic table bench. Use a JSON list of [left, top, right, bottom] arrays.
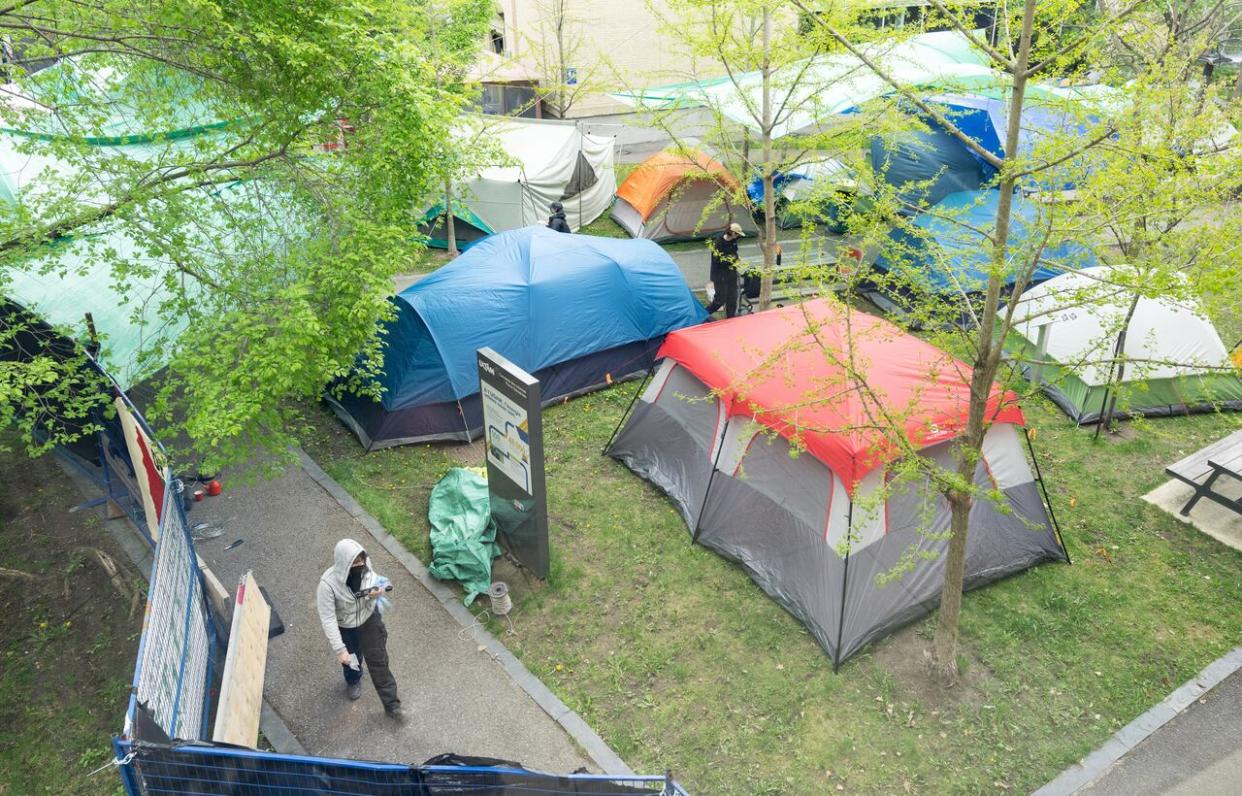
[[1164, 429, 1242, 517]]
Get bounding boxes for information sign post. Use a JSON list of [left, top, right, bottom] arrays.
[[477, 347, 549, 578]]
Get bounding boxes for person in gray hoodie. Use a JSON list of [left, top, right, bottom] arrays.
[[316, 538, 402, 717]]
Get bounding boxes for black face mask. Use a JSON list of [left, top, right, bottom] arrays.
[[346, 562, 364, 593]]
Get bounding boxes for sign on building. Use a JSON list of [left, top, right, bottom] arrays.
[[477, 347, 549, 578]]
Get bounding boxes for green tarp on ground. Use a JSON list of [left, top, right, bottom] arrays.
[[427, 467, 500, 605]]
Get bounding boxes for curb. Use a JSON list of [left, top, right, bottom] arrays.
[[53, 456, 308, 757], [295, 448, 634, 777], [1033, 646, 1242, 796]]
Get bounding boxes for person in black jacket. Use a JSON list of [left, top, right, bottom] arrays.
[[705, 222, 745, 317], [546, 201, 571, 233]]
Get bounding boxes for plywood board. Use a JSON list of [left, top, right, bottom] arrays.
[[198, 563, 230, 620], [212, 570, 270, 747]]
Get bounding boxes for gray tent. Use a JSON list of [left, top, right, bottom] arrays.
[[606, 301, 1067, 667]]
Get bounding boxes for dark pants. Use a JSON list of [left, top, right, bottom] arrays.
[[339, 613, 400, 710], [706, 267, 740, 317]]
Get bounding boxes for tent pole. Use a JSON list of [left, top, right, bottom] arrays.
[[601, 360, 656, 456], [1091, 385, 1111, 439], [1025, 428, 1071, 565], [456, 400, 477, 448], [692, 416, 729, 544], [833, 502, 853, 674]]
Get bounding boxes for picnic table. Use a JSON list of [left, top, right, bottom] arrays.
[[1164, 429, 1242, 517]]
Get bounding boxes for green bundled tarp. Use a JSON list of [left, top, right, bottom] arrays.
[[427, 467, 500, 605]]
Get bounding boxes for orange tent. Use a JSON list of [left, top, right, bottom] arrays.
[[611, 149, 753, 242]]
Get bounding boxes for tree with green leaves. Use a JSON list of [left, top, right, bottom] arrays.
[[773, 0, 1242, 680], [637, 0, 853, 311], [0, 0, 492, 471]]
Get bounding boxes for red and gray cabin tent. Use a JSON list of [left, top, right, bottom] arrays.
[[607, 300, 1067, 667]]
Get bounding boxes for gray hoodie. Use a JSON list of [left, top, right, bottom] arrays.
[[316, 538, 382, 656]]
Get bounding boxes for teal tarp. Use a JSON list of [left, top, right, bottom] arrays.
[[427, 468, 500, 605]]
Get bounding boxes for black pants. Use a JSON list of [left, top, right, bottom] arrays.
[[339, 612, 400, 710], [706, 267, 740, 317]]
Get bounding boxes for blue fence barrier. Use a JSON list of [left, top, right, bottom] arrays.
[[113, 739, 689, 795]]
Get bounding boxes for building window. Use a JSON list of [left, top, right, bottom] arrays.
[[490, 9, 506, 54]]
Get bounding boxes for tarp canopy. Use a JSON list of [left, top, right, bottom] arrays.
[[869, 189, 1097, 298], [4, 58, 235, 143], [1009, 266, 1242, 422], [0, 63, 299, 388], [657, 298, 1024, 490], [870, 125, 990, 208], [613, 30, 996, 139], [869, 83, 1113, 205], [419, 117, 615, 248], [745, 158, 857, 204], [0, 125, 300, 388], [427, 468, 501, 605]]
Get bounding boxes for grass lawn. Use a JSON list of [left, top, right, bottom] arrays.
[[0, 446, 139, 795], [305, 382, 1242, 794]]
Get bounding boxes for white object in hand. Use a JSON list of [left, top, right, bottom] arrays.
[[347, 653, 361, 671]]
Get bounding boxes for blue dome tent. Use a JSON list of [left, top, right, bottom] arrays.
[[328, 226, 708, 449], [864, 190, 1097, 323]]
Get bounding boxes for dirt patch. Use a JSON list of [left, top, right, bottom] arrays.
[[867, 623, 994, 711], [0, 446, 144, 794]]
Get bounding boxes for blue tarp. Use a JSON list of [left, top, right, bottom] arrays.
[[745, 170, 808, 204], [871, 93, 1095, 204], [870, 189, 1098, 295], [377, 226, 708, 409], [870, 125, 991, 209]]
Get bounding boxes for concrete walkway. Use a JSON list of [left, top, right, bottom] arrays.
[[1079, 670, 1242, 796], [1037, 648, 1242, 796], [189, 453, 616, 772]]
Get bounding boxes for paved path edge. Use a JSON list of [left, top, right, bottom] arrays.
[[52, 454, 308, 757], [1033, 646, 1242, 796], [294, 448, 635, 777]]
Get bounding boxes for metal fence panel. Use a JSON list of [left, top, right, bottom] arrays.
[[127, 479, 213, 741]]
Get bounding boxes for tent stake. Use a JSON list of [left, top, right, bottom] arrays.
[[833, 502, 853, 674], [602, 360, 656, 456], [691, 417, 729, 544], [1025, 429, 1071, 565]]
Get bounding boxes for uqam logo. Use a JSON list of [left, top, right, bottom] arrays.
[[479, 359, 497, 376]]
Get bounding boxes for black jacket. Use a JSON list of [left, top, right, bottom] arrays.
[[547, 211, 571, 233], [708, 233, 741, 276]]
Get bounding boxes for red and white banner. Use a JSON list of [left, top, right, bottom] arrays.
[[115, 396, 166, 541]]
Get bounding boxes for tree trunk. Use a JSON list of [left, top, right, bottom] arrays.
[[933, 491, 972, 679], [1232, 65, 1241, 101], [1100, 291, 1142, 433], [931, 0, 1038, 682], [445, 178, 458, 258], [758, 7, 776, 311], [555, 0, 567, 117]]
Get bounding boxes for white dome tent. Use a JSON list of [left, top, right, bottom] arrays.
[[1009, 266, 1242, 424]]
